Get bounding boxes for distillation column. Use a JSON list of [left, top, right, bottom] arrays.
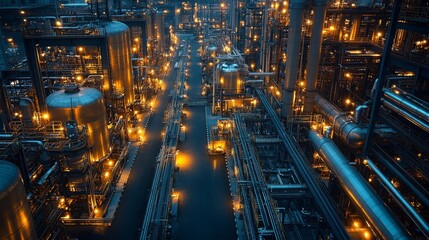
[[303, 0, 327, 115], [282, 0, 305, 118]]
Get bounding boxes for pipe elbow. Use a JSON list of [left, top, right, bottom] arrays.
[[342, 124, 367, 148]]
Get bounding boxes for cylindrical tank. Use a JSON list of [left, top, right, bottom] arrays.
[[100, 21, 134, 106], [46, 86, 109, 161], [0, 160, 37, 240], [217, 63, 241, 94], [19, 98, 35, 128]]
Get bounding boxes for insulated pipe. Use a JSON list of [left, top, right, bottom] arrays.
[[281, 0, 305, 118], [384, 88, 429, 122], [382, 100, 429, 133], [364, 158, 429, 238], [315, 94, 367, 147], [303, 0, 327, 115], [309, 131, 410, 240]]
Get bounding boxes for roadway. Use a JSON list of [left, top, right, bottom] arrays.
[[172, 35, 236, 240]]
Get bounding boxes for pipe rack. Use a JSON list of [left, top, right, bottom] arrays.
[[256, 89, 350, 239], [233, 112, 285, 240]]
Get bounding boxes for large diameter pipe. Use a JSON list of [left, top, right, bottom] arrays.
[[315, 94, 367, 147], [282, 0, 305, 118], [384, 88, 429, 122], [309, 131, 410, 240], [382, 100, 429, 133], [364, 158, 429, 238], [303, 0, 327, 115]]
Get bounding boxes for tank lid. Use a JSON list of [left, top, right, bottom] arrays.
[[0, 160, 20, 197], [46, 87, 103, 108]]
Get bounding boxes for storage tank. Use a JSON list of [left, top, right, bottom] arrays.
[[217, 63, 242, 93], [100, 21, 134, 106], [0, 160, 37, 240], [46, 86, 109, 162]]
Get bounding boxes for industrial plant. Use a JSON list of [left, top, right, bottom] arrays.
[[0, 0, 428, 240]]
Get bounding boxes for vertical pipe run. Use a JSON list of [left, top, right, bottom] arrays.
[[281, 0, 305, 118], [304, 0, 327, 115]]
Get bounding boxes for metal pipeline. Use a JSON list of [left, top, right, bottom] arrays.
[[364, 158, 429, 238], [315, 94, 367, 147], [372, 145, 429, 207], [383, 88, 429, 122], [382, 100, 429, 133], [309, 131, 410, 240], [354, 105, 369, 125]]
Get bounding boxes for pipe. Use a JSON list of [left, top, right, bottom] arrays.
[[315, 94, 367, 147], [248, 72, 275, 76], [382, 100, 429, 133], [364, 158, 429, 238], [309, 131, 410, 240], [281, 0, 305, 118], [303, 0, 327, 115], [354, 105, 369, 124], [384, 88, 429, 122], [267, 184, 306, 190], [372, 146, 429, 207]]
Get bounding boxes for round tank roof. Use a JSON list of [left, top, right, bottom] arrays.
[[99, 21, 129, 35], [46, 87, 103, 108], [219, 63, 239, 72], [0, 160, 20, 199]]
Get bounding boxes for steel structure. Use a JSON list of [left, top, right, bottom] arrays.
[[233, 112, 286, 239], [140, 41, 188, 240]]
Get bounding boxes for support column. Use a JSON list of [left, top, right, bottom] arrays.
[[350, 15, 361, 41], [303, 0, 327, 115], [23, 38, 46, 113], [281, 0, 305, 118]]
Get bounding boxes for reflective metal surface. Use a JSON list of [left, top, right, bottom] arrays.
[[102, 21, 134, 106], [19, 97, 35, 127], [309, 131, 410, 240], [315, 94, 367, 147], [217, 63, 241, 93], [46, 87, 109, 161], [383, 88, 429, 132], [0, 160, 37, 240], [365, 158, 429, 238]]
